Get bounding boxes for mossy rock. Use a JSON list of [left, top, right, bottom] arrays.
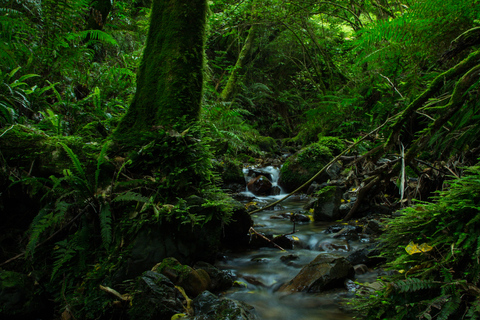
[[256, 135, 277, 153], [279, 143, 333, 193], [313, 186, 344, 221], [317, 135, 345, 156], [215, 157, 245, 185]]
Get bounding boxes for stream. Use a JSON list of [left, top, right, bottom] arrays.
[[216, 166, 368, 320]]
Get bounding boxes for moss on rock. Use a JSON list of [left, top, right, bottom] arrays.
[[279, 143, 333, 193]]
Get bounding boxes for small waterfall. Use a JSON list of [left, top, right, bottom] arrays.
[[243, 165, 285, 196]]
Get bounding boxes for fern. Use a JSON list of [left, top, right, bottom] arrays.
[[394, 278, 441, 293], [78, 29, 119, 46], [51, 239, 77, 281], [59, 142, 87, 184], [112, 190, 149, 203]]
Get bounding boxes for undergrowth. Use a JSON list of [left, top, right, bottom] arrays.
[[353, 162, 480, 319]]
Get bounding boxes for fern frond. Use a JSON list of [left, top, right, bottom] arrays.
[[51, 239, 76, 281], [58, 142, 86, 180], [112, 191, 149, 203], [78, 30, 118, 46], [394, 277, 441, 293]]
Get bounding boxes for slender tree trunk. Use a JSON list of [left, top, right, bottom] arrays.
[[220, 25, 257, 101], [116, 0, 207, 136]]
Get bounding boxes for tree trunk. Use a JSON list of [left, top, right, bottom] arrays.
[[116, 0, 207, 136], [220, 25, 257, 101]]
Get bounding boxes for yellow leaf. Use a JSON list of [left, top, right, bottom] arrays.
[[405, 241, 433, 255], [233, 281, 248, 288], [171, 314, 186, 320], [292, 236, 299, 241]]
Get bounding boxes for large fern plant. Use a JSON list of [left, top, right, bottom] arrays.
[[355, 162, 480, 319], [26, 141, 113, 282]]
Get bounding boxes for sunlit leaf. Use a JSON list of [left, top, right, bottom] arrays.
[[405, 241, 433, 255]]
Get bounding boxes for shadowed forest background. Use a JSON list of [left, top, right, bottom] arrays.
[[1, 0, 480, 319]]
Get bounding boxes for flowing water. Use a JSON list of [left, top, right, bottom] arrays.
[[216, 166, 363, 320]]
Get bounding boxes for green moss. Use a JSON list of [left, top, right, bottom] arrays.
[[116, 0, 208, 135], [279, 143, 333, 192], [154, 257, 191, 279], [237, 153, 255, 164], [256, 135, 278, 153], [317, 135, 345, 155], [315, 185, 336, 199]]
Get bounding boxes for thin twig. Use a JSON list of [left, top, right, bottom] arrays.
[[249, 227, 285, 251]]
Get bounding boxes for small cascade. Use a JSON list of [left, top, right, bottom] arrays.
[[243, 165, 285, 196]]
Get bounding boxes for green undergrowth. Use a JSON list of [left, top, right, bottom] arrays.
[[11, 124, 236, 319], [353, 162, 480, 319]]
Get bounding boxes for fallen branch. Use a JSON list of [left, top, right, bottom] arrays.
[[248, 117, 392, 215]]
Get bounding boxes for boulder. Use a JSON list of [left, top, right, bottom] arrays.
[[312, 186, 345, 221], [278, 143, 333, 193], [247, 175, 272, 195], [279, 253, 354, 293], [128, 271, 184, 320], [191, 291, 256, 320], [193, 261, 234, 293], [346, 244, 385, 267], [153, 257, 210, 297]]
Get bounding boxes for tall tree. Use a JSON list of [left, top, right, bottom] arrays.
[[116, 0, 208, 136]]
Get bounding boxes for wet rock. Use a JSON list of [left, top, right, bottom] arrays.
[[273, 234, 301, 250], [243, 275, 266, 287], [346, 244, 385, 267], [153, 257, 210, 297], [354, 264, 369, 275], [345, 279, 361, 292], [245, 168, 273, 182], [317, 239, 350, 252], [0, 271, 49, 320], [193, 262, 234, 293], [129, 271, 184, 320], [339, 202, 353, 216], [192, 291, 256, 320], [279, 253, 354, 293], [291, 212, 311, 223], [324, 224, 362, 235], [247, 175, 273, 196], [363, 219, 384, 235], [280, 254, 300, 262], [312, 186, 345, 221]]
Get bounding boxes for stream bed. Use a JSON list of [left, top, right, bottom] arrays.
[[216, 167, 369, 319]]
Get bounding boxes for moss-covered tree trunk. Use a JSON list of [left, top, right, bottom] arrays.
[[116, 0, 207, 136], [220, 25, 256, 101]]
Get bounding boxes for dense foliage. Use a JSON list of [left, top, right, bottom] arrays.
[[1, 0, 480, 318], [355, 164, 480, 319]]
